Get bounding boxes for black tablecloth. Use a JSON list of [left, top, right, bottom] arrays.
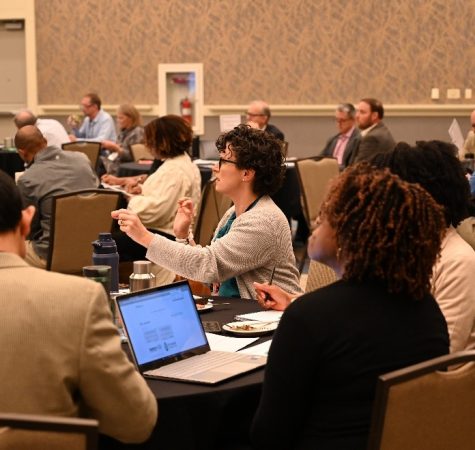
[[118, 161, 153, 177], [0, 150, 24, 178]]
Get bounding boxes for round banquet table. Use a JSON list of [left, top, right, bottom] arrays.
[[103, 296, 271, 450]]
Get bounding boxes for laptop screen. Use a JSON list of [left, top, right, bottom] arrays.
[[118, 281, 208, 368]]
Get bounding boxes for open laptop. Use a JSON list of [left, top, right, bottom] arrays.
[[116, 280, 267, 385]]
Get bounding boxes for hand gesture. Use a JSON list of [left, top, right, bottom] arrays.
[[111, 209, 154, 247], [253, 282, 295, 311], [173, 198, 194, 239]]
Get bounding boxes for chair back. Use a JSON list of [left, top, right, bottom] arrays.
[[367, 351, 475, 450], [193, 179, 232, 246], [305, 260, 338, 292], [46, 189, 121, 274], [0, 413, 98, 450], [62, 141, 101, 169], [457, 217, 475, 251], [130, 143, 154, 161], [282, 141, 289, 157], [295, 157, 339, 229]]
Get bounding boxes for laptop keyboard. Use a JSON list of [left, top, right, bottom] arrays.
[[146, 351, 245, 378]]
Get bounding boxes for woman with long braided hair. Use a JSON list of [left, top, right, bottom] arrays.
[[251, 163, 449, 450]]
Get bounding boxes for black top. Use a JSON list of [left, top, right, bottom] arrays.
[[251, 280, 449, 450]]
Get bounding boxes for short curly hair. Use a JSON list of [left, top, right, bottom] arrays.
[[371, 140, 471, 227], [321, 163, 446, 300], [144, 115, 193, 159], [215, 124, 285, 196]]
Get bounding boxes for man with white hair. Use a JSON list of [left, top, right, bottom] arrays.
[[246, 100, 285, 141], [14, 110, 69, 148]]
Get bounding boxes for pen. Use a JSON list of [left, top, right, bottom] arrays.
[[264, 266, 276, 301]]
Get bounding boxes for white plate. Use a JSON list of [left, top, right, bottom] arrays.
[[222, 320, 278, 336], [196, 302, 213, 313]]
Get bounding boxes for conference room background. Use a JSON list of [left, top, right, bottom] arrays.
[[0, 0, 473, 157]]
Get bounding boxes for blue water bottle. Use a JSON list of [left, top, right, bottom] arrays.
[[92, 232, 119, 292]]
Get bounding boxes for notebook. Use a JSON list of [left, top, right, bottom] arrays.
[[116, 280, 267, 384]]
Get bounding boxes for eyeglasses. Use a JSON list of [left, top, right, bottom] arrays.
[[335, 118, 351, 123], [80, 103, 93, 108], [246, 111, 265, 117], [218, 157, 238, 169]]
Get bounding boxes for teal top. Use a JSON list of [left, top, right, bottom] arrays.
[[215, 197, 260, 297]]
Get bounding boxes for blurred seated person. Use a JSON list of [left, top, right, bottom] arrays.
[[113, 115, 201, 268], [68, 92, 116, 142], [246, 100, 284, 141], [371, 141, 475, 353], [100, 104, 144, 175], [251, 163, 449, 450], [15, 126, 98, 269], [14, 110, 69, 148], [0, 171, 157, 445], [112, 125, 302, 299], [319, 103, 360, 168], [101, 158, 162, 194]]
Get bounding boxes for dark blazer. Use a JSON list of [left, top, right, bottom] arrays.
[[320, 127, 361, 168], [349, 122, 396, 164], [264, 123, 285, 141]]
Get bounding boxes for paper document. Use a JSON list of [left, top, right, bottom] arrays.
[[101, 182, 135, 197], [220, 114, 242, 132], [448, 118, 465, 158], [234, 310, 283, 323], [205, 333, 258, 352], [239, 340, 272, 356]]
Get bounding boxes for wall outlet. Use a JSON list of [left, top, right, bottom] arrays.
[[465, 88, 472, 100], [447, 88, 461, 99], [431, 88, 440, 100]]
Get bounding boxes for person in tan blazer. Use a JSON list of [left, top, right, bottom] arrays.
[[0, 171, 158, 444]]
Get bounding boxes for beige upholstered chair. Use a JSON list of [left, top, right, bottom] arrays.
[[295, 157, 339, 230], [193, 179, 233, 247], [305, 260, 339, 292], [367, 351, 475, 450], [46, 189, 121, 275], [457, 217, 475, 251], [130, 143, 154, 161], [0, 413, 98, 450], [62, 141, 102, 169]]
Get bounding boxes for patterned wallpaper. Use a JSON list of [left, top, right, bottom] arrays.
[[35, 0, 475, 105]]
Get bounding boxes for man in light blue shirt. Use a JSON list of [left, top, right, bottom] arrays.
[[69, 93, 117, 142]]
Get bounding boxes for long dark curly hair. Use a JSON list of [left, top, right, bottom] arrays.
[[321, 163, 446, 300], [215, 124, 285, 196]]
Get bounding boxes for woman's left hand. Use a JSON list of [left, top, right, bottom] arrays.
[[111, 209, 154, 248]]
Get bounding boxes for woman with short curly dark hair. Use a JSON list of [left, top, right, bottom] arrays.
[[112, 124, 302, 298], [251, 163, 449, 450]]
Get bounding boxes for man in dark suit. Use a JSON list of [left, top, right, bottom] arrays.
[[246, 100, 285, 141], [320, 103, 360, 168], [349, 98, 396, 164]]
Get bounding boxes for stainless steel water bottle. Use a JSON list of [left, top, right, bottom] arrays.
[[129, 260, 156, 292]]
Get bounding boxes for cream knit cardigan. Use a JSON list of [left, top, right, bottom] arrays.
[[146, 196, 303, 299]]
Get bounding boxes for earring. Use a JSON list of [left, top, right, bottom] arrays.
[[336, 247, 342, 261]]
